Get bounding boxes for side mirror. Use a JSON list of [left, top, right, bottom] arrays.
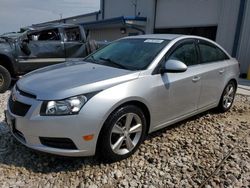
[[160, 59, 187, 74], [20, 40, 31, 55]]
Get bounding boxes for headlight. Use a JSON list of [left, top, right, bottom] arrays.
[[40, 95, 87, 116]]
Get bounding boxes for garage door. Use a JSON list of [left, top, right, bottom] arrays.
[[155, 0, 220, 29]]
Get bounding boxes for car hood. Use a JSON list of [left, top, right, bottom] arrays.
[[0, 41, 11, 48], [17, 61, 140, 100]]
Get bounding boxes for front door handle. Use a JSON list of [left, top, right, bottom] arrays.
[[219, 69, 225, 74], [192, 76, 201, 82]]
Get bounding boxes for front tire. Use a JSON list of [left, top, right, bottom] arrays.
[[0, 65, 11, 93], [97, 105, 147, 163], [217, 81, 236, 112]]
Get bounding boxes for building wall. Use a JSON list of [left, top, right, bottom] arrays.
[[103, 0, 155, 33], [89, 27, 142, 41], [155, 0, 220, 28], [64, 14, 98, 24], [237, 0, 250, 74], [154, 0, 240, 55], [216, 0, 240, 54]]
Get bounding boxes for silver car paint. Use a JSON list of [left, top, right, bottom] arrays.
[[18, 61, 140, 100], [6, 34, 239, 156]]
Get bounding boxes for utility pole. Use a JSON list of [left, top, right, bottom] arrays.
[[59, 13, 63, 22], [132, 0, 138, 16]]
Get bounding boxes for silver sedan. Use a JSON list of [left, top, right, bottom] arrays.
[[5, 34, 239, 162]]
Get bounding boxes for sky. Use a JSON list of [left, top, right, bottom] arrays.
[[0, 0, 100, 34]]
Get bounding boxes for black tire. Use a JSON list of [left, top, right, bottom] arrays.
[[217, 81, 236, 112], [97, 105, 147, 163], [0, 65, 11, 93]]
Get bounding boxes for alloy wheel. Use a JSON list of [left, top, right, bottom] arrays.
[[110, 113, 142, 155], [223, 83, 235, 109]]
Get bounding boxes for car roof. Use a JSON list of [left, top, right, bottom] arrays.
[[123, 34, 231, 58], [23, 23, 79, 32], [124, 34, 184, 40]]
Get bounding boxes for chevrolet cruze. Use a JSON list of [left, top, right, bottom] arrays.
[[5, 35, 239, 162]]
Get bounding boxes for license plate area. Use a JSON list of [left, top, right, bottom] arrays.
[[5, 111, 26, 143]]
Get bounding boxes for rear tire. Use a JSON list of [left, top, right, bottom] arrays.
[[0, 65, 11, 93], [217, 81, 236, 112], [97, 105, 147, 163]]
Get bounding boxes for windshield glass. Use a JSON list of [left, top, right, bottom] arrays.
[[85, 38, 169, 70]]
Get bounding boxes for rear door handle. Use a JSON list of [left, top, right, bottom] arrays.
[[192, 76, 201, 82], [219, 69, 225, 74]]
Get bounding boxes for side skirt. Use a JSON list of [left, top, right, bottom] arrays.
[[150, 103, 218, 133]]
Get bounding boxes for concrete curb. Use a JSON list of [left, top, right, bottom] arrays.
[[237, 79, 250, 96]]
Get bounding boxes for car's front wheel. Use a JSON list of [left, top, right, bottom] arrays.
[[218, 81, 236, 112], [97, 105, 147, 162], [0, 65, 11, 93]]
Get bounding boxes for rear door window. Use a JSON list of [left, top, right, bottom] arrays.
[[198, 42, 229, 63], [65, 27, 81, 42]]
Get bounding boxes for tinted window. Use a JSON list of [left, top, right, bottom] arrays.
[[65, 27, 81, 42], [199, 43, 229, 63], [155, 26, 217, 41], [28, 29, 60, 41], [169, 43, 197, 66], [85, 39, 169, 70]]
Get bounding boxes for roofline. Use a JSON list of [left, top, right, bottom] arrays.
[[61, 10, 101, 20], [82, 16, 147, 28], [122, 34, 232, 58], [34, 11, 101, 26], [23, 23, 79, 31]]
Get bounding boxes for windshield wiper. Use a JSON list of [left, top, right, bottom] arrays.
[[99, 57, 128, 69]]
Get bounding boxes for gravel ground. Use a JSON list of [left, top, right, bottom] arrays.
[[0, 92, 249, 188]]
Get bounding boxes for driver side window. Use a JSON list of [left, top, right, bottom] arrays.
[[169, 42, 198, 66], [28, 29, 60, 41]]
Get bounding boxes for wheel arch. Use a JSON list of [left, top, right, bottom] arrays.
[[229, 78, 238, 88], [0, 54, 14, 76], [220, 78, 238, 97], [217, 78, 238, 112], [99, 99, 151, 137], [95, 99, 151, 160], [117, 100, 151, 134]]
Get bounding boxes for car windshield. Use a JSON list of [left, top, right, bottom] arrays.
[[85, 38, 169, 70]]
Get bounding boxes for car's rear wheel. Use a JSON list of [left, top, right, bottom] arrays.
[[218, 81, 236, 112], [0, 65, 11, 93], [97, 105, 147, 162]]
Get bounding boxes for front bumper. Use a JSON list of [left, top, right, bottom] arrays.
[[5, 88, 104, 157]]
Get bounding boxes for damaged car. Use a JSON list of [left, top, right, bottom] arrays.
[[0, 24, 99, 93]]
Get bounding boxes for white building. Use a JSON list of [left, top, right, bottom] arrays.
[[36, 0, 250, 76]]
